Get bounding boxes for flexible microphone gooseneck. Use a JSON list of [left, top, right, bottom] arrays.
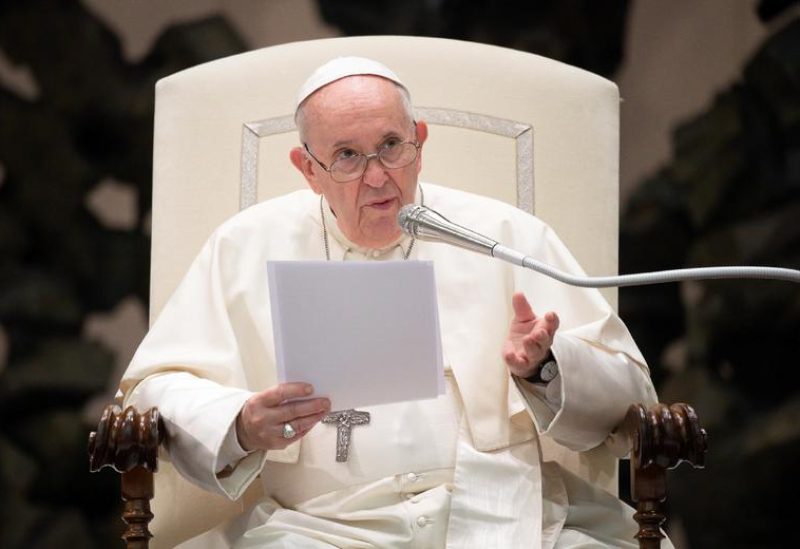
[[397, 204, 800, 288]]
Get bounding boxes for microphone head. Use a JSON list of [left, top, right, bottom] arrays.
[[397, 204, 426, 236], [396, 203, 497, 255]]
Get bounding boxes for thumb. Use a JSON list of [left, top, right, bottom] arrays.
[[511, 292, 536, 322]]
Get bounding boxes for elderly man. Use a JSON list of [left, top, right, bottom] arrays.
[[121, 57, 666, 548]]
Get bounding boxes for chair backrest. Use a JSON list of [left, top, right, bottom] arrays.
[[148, 36, 622, 548]]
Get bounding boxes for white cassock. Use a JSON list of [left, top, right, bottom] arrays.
[[121, 183, 669, 548]]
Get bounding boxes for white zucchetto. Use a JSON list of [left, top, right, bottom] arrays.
[[295, 56, 407, 112]]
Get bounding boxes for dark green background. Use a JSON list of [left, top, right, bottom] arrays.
[[1, 1, 798, 547]]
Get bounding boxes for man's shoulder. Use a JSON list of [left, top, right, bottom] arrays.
[[214, 189, 318, 237], [422, 183, 544, 230]]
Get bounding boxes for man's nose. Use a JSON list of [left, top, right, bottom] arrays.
[[361, 154, 387, 188]]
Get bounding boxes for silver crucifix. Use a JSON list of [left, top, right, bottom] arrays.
[[322, 409, 371, 462]]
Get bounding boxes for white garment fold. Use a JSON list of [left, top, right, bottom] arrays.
[[122, 183, 659, 547]]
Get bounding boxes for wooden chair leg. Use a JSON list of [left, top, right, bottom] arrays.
[[89, 405, 163, 549], [631, 462, 667, 549], [121, 466, 155, 549], [627, 403, 708, 549]]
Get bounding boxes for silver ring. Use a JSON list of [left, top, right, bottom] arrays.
[[282, 422, 297, 439]]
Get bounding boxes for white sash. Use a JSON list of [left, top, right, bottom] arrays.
[[446, 406, 543, 547]]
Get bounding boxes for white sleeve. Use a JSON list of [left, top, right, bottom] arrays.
[[119, 229, 271, 499], [514, 331, 656, 455], [511, 221, 658, 454], [516, 374, 562, 413], [217, 419, 253, 474], [125, 371, 267, 500]]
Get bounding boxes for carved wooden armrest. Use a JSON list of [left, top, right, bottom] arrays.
[[627, 402, 708, 549], [87, 402, 707, 549], [89, 405, 163, 549]]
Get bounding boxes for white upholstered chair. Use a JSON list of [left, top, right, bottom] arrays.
[[88, 36, 706, 548]]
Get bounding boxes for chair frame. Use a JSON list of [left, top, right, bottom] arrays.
[[89, 402, 706, 549]]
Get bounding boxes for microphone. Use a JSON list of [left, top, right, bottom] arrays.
[[397, 204, 800, 288], [397, 204, 498, 256]]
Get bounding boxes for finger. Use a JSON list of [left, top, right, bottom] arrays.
[[273, 409, 328, 447], [503, 348, 529, 369], [502, 340, 528, 366], [278, 397, 331, 423], [271, 423, 300, 449], [543, 311, 560, 335], [256, 382, 315, 407], [522, 330, 549, 362], [291, 410, 330, 437], [511, 292, 536, 323]]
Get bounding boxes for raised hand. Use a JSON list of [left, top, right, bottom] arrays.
[[502, 292, 560, 379]]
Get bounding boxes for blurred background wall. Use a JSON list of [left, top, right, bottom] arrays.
[[1, 1, 798, 547]]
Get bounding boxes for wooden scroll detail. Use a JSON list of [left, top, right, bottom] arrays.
[[626, 402, 708, 549], [89, 405, 163, 549]]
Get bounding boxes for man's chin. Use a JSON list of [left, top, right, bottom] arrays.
[[357, 221, 403, 249]]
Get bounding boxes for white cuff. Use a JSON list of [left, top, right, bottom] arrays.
[[216, 417, 252, 474]]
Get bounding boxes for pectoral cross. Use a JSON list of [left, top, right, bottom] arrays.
[[322, 409, 371, 462]]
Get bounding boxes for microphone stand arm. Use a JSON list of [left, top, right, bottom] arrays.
[[399, 204, 800, 287], [491, 245, 800, 287]]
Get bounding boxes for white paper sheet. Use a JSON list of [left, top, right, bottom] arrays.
[[267, 260, 445, 410]]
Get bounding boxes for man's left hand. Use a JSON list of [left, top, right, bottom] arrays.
[[502, 292, 560, 378]]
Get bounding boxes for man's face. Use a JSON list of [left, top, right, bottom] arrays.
[[290, 76, 427, 249]]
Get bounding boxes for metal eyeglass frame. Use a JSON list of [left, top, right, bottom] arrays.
[[303, 140, 421, 183]]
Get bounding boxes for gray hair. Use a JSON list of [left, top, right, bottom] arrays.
[[295, 79, 415, 144]]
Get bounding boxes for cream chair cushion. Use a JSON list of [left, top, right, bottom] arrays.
[[148, 36, 621, 548]]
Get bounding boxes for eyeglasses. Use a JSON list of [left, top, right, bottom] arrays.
[[303, 139, 421, 183]]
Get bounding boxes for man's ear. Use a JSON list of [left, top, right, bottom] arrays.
[[415, 119, 429, 146], [414, 120, 429, 174], [290, 147, 322, 194]]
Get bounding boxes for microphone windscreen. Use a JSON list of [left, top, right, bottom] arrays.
[[397, 204, 424, 235]]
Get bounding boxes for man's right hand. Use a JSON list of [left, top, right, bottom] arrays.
[[236, 383, 331, 451]]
